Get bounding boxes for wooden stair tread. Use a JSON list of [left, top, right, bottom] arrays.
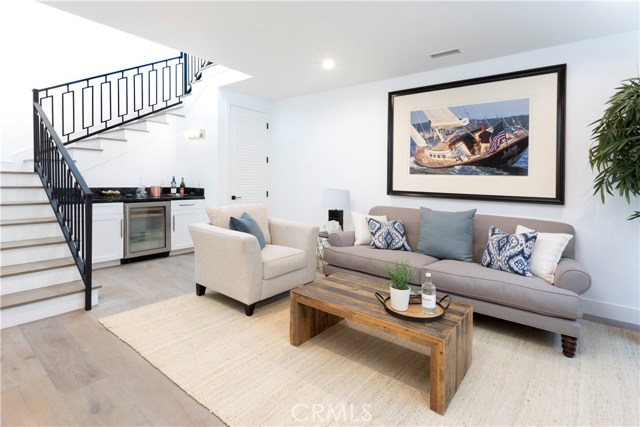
[[0, 171, 36, 175], [0, 217, 56, 226], [0, 200, 50, 206], [0, 257, 75, 278], [0, 280, 101, 310], [0, 236, 66, 250], [0, 185, 42, 189]]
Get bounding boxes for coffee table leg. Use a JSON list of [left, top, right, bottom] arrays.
[[429, 336, 456, 415], [290, 293, 343, 346], [429, 309, 473, 415]]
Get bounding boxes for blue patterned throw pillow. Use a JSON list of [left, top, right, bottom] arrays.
[[481, 226, 538, 277], [367, 218, 411, 251]]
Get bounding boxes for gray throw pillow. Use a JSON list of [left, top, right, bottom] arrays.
[[416, 207, 476, 261], [229, 212, 266, 249]]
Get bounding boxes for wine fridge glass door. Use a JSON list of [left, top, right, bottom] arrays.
[[124, 202, 171, 258]]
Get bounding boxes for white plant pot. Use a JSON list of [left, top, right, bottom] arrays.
[[389, 286, 411, 312]]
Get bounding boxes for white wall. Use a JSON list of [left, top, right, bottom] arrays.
[[269, 31, 640, 326], [0, 0, 177, 161]]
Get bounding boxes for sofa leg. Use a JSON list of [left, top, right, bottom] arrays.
[[196, 284, 206, 296], [561, 335, 577, 358], [244, 303, 256, 316]]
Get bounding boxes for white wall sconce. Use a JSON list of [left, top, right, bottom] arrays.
[[184, 129, 206, 140]]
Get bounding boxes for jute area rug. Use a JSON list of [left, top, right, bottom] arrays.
[[99, 292, 639, 426]]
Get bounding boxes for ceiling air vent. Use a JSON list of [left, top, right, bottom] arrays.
[[429, 48, 463, 59]]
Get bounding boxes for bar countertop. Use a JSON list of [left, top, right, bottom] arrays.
[[91, 187, 205, 203]]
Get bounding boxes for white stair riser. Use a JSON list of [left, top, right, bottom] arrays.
[[72, 139, 103, 150], [1, 243, 70, 267], [0, 204, 54, 220], [122, 121, 148, 131], [1, 289, 99, 329], [1, 265, 81, 295], [0, 188, 48, 202], [0, 174, 40, 186], [1, 222, 62, 242]]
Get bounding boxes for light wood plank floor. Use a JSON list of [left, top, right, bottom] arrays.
[[1, 253, 226, 426]]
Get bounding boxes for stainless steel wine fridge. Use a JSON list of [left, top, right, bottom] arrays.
[[123, 201, 171, 261]]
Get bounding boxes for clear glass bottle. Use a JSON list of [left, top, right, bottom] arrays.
[[170, 176, 177, 195], [179, 177, 185, 196], [421, 272, 436, 315]]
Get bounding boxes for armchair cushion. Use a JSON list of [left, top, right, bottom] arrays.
[[206, 203, 272, 244], [262, 245, 307, 280], [230, 212, 266, 249]]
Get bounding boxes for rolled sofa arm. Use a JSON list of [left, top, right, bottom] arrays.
[[554, 258, 592, 295], [328, 230, 355, 247], [188, 223, 263, 305]]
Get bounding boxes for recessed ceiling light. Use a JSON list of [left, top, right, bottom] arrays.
[[322, 58, 335, 70]]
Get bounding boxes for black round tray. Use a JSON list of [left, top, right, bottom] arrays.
[[375, 292, 451, 323]]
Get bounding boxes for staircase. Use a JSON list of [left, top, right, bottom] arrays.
[[0, 52, 212, 329], [0, 170, 100, 328]]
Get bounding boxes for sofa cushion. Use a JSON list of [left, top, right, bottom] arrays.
[[417, 207, 476, 261], [368, 219, 411, 251], [352, 211, 387, 246], [206, 203, 271, 244], [482, 226, 538, 277], [261, 244, 306, 280], [516, 224, 573, 284], [323, 245, 438, 285], [426, 260, 583, 319], [229, 212, 266, 249]]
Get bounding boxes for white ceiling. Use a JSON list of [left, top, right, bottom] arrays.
[[43, 1, 639, 100]]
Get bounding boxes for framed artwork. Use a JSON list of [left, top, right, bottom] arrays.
[[387, 64, 566, 204]]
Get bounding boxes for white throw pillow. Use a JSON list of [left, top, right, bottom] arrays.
[[516, 225, 573, 284], [352, 211, 387, 246]]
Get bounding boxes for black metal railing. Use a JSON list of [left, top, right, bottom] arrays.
[[34, 52, 213, 145], [33, 100, 93, 309], [31, 51, 213, 310]]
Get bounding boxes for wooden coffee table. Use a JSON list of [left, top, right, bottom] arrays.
[[290, 272, 473, 415]]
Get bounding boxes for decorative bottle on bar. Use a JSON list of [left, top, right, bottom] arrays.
[[179, 177, 185, 196], [171, 176, 177, 195], [421, 272, 436, 315]]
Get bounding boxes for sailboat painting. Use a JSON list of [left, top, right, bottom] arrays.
[[388, 64, 566, 204], [409, 98, 530, 176]]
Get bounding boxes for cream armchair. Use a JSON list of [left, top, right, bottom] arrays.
[[188, 203, 318, 316]]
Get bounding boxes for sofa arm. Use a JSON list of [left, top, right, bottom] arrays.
[[328, 231, 355, 247], [269, 218, 318, 250], [188, 223, 263, 305], [554, 258, 591, 295], [269, 218, 319, 282]]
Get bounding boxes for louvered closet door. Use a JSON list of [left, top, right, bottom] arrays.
[[229, 105, 268, 205]]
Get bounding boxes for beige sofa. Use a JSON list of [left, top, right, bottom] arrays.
[[323, 206, 591, 357], [189, 204, 318, 316]]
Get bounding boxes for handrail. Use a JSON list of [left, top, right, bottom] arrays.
[[33, 99, 93, 310], [34, 52, 213, 145]]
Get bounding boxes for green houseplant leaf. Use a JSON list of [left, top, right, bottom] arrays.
[[386, 261, 415, 290], [588, 77, 640, 220]]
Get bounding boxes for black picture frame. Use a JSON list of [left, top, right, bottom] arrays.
[[387, 64, 566, 204]]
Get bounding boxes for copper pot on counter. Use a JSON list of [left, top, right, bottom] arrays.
[[150, 186, 162, 197]]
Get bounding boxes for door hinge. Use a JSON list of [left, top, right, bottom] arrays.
[[266, 156, 269, 164], [266, 190, 269, 197], [266, 122, 269, 130]]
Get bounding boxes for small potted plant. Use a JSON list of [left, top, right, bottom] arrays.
[[386, 261, 415, 311]]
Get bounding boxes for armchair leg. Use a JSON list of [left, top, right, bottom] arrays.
[[561, 334, 577, 358], [196, 284, 206, 296], [244, 303, 256, 316]]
